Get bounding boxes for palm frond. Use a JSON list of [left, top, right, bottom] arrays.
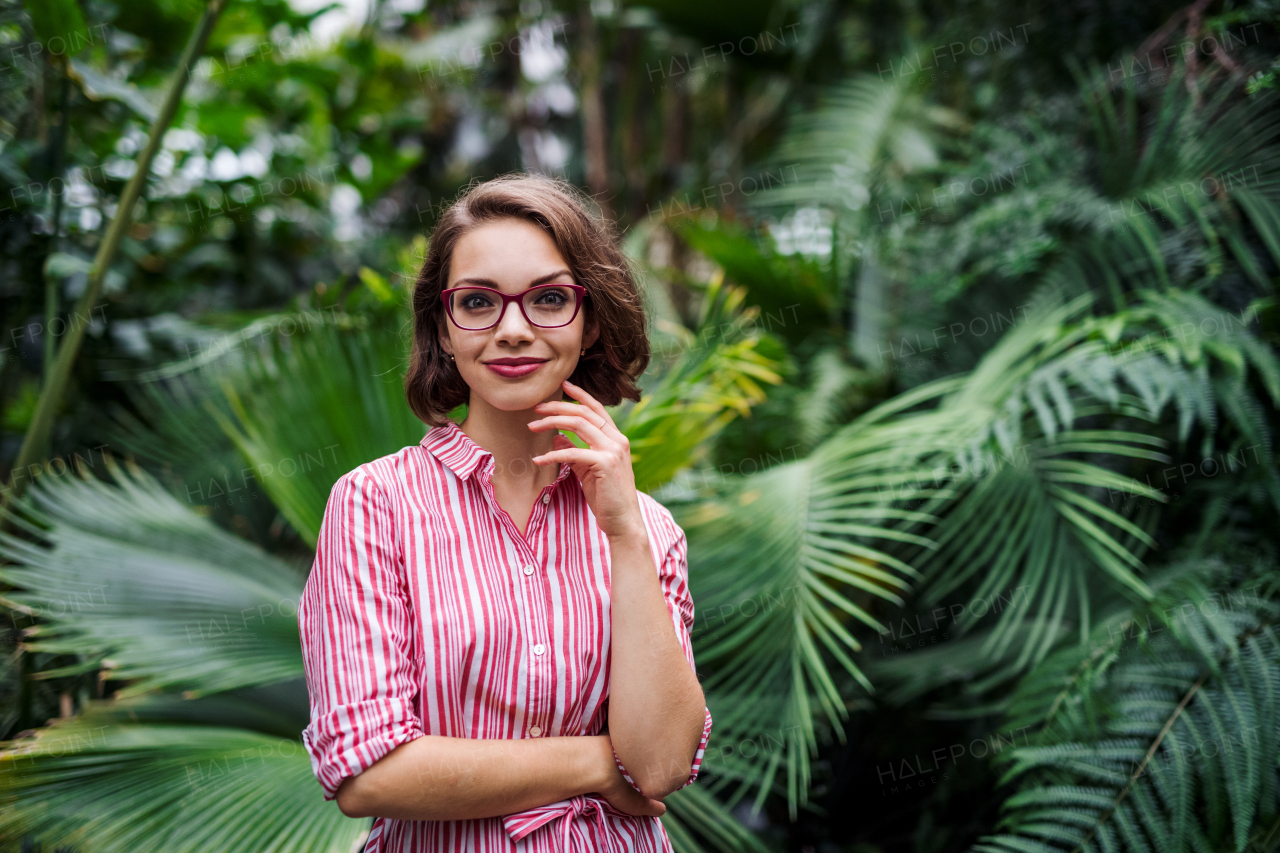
[[661, 783, 773, 853], [1052, 65, 1280, 301], [750, 73, 956, 216], [898, 288, 1276, 666], [0, 692, 363, 852], [791, 347, 874, 453], [669, 406, 948, 819], [0, 456, 303, 698], [212, 319, 427, 548]]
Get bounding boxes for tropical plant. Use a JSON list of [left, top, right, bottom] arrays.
[[4, 0, 1280, 851], [664, 283, 1277, 817], [640, 26, 1280, 849], [970, 564, 1280, 853], [0, 455, 370, 853]]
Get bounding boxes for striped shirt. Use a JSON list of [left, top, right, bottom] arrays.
[[298, 419, 713, 852]]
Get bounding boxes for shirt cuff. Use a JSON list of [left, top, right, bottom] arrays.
[[302, 697, 425, 801], [612, 705, 713, 794]]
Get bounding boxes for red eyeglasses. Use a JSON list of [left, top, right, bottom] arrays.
[[441, 283, 587, 331]]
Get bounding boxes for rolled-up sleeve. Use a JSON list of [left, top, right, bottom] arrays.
[[613, 521, 713, 793], [298, 468, 424, 801]]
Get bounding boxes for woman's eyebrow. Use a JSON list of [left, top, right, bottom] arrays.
[[451, 269, 573, 288]]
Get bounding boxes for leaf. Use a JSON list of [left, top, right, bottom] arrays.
[[0, 694, 365, 852], [68, 59, 160, 122], [0, 456, 304, 698], [970, 567, 1280, 853]]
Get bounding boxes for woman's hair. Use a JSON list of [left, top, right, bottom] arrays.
[[405, 173, 650, 427]]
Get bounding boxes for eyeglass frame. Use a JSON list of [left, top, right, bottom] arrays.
[[440, 283, 588, 331]]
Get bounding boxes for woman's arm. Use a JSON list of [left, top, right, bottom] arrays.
[[527, 381, 709, 801], [605, 524, 710, 798], [335, 733, 665, 821]]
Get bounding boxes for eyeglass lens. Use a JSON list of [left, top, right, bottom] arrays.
[[448, 286, 579, 330]]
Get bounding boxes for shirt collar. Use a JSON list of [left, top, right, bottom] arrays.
[[422, 420, 489, 481], [421, 420, 575, 488]]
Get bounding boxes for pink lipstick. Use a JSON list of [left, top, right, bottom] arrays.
[[484, 357, 548, 378]]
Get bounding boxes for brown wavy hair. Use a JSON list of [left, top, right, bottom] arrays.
[[405, 173, 650, 428]]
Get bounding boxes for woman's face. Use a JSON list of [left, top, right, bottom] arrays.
[[439, 217, 598, 414]]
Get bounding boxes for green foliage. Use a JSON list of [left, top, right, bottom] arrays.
[[660, 784, 774, 853], [0, 459, 361, 850], [674, 219, 840, 347], [0, 689, 362, 852], [972, 566, 1280, 853], [0, 457, 304, 699], [671, 386, 949, 819], [902, 289, 1280, 668], [626, 276, 785, 492], [20, 0, 88, 60], [673, 175, 1280, 834], [210, 319, 425, 547], [3, 0, 1280, 850]]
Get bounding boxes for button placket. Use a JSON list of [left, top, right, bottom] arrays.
[[515, 505, 551, 744], [482, 462, 570, 751]]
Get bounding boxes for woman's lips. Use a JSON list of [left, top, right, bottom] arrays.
[[485, 361, 547, 378]]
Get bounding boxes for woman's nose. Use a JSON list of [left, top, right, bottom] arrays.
[[493, 298, 535, 341]]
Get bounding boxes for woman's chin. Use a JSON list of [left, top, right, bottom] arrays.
[[478, 384, 564, 413]]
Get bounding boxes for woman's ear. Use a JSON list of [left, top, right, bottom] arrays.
[[583, 315, 600, 351], [437, 317, 454, 358]]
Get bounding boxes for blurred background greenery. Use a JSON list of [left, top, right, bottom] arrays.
[[1, 0, 1279, 851]]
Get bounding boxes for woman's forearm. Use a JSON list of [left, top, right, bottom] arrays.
[[607, 524, 709, 799], [336, 733, 614, 821]]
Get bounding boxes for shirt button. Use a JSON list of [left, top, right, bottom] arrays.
[[541, 494, 550, 504], [533, 643, 546, 656], [523, 564, 535, 576], [529, 725, 543, 737]]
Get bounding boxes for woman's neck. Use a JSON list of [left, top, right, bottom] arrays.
[[458, 394, 562, 492]]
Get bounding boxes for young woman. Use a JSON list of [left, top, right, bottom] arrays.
[[298, 174, 713, 853]]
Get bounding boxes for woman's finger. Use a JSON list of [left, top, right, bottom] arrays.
[[534, 400, 622, 439], [527, 414, 613, 449], [524, 399, 614, 438], [561, 379, 617, 431], [530, 447, 607, 467]]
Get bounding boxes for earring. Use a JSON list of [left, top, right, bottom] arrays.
[[580, 348, 585, 356], [448, 354, 455, 361]]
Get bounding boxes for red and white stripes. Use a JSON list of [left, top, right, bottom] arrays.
[[299, 420, 712, 852]]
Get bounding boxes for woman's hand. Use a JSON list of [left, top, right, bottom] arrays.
[[599, 765, 667, 818], [584, 735, 666, 818], [528, 379, 646, 540]]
